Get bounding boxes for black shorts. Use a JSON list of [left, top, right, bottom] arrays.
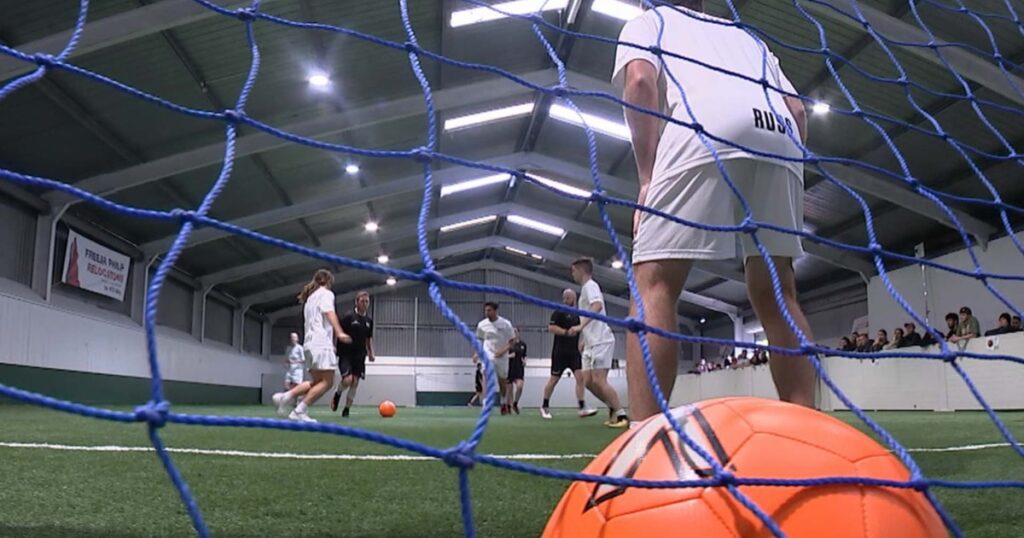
[[551, 352, 582, 376], [507, 358, 525, 382], [338, 355, 366, 380]]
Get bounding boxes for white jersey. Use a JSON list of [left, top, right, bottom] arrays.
[[612, 6, 803, 180], [475, 316, 516, 360], [303, 287, 336, 352], [579, 279, 615, 348], [285, 343, 305, 375]]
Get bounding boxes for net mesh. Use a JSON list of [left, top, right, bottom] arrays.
[[1, 1, 1023, 537]]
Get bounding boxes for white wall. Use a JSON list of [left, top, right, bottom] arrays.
[[868, 235, 1024, 337], [300, 332, 1024, 410], [0, 280, 276, 389], [262, 356, 627, 409]]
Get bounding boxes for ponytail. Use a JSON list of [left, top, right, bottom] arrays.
[[297, 268, 334, 303]]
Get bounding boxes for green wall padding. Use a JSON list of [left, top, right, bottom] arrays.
[[0, 363, 259, 405]]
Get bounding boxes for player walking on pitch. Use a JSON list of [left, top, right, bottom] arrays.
[[473, 302, 517, 415], [570, 258, 629, 428]]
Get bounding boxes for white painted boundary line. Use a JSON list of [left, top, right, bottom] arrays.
[[0, 442, 596, 461], [0, 441, 1014, 460], [906, 442, 1010, 453]]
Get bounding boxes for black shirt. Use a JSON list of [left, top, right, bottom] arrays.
[[550, 310, 580, 358], [901, 332, 922, 347], [511, 341, 527, 362], [337, 310, 373, 358]]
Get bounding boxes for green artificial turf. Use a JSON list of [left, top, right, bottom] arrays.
[[0, 405, 1020, 537]]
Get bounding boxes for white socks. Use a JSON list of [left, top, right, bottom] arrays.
[[295, 401, 309, 414]]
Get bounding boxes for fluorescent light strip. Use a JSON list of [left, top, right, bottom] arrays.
[[450, 0, 570, 28], [440, 174, 512, 197], [504, 246, 544, 260], [439, 214, 498, 233], [507, 214, 565, 237], [444, 102, 534, 131], [591, 0, 642, 21], [526, 173, 590, 198], [549, 104, 631, 141]]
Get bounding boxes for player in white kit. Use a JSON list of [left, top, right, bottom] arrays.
[[283, 332, 305, 389], [473, 302, 517, 415], [614, 1, 816, 421]]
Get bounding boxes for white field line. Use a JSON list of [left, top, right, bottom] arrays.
[[0, 441, 596, 461], [0, 440, 1013, 460]]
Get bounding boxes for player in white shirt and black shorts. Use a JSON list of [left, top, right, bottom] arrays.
[[569, 258, 629, 428], [271, 269, 352, 423], [614, 0, 817, 421], [473, 302, 517, 416], [284, 332, 305, 389]]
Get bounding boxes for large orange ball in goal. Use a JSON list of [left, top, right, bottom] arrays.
[[543, 397, 944, 538]]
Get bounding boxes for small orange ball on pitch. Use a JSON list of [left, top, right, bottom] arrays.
[[378, 400, 397, 418]]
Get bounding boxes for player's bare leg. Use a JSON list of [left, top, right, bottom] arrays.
[[342, 376, 360, 417], [587, 368, 627, 428], [272, 381, 312, 417], [745, 256, 816, 407], [626, 259, 693, 421]]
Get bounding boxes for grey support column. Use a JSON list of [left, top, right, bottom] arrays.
[[31, 205, 68, 301]]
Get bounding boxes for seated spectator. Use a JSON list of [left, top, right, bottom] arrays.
[[837, 336, 855, 351], [985, 313, 1013, 336], [886, 328, 904, 349], [1012, 315, 1022, 333], [944, 312, 959, 340], [697, 357, 709, 373], [871, 329, 889, 351], [855, 332, 872, 352], [950, 306, 980, 344], [920, 329, 937, 347], [901, 322, 922, 347]]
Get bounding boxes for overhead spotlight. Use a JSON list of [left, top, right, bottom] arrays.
[[345, 163, 360, 175], [385, 276, 397, 286], [699, 317, 707, 325], [611, 259, 623, 269], [307, 72, 331, 89], [377, 254, 390, 264], [812, 102, 831, 115], [364, 221, 379, 232]]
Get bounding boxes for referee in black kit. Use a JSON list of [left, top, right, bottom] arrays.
[[539, 289, 598, 419]]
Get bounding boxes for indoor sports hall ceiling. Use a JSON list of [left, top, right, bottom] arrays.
[[0, 0, 1021, 326]]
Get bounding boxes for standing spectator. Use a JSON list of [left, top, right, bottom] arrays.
[[901, 323, 922, 347], [950, 307, 980, 344], [871, 329, 889, 351], [887, 328, 904, 349], [944, 312, 959, 340], [1012, 316, 1022, 332], [984, 313, 1013, 336], [837, 336, 855, 351]]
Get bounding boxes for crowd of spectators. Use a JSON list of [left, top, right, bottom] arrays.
[[691, 348, 769, 375], [837, 307, 1022, 352]]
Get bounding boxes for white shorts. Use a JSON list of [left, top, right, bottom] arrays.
[[633, 159, 804, 263], [582, 342, 614, 371], [490, 357, 509, 379], [305, 348, 337, 371], [285, 368, 304, 385]]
